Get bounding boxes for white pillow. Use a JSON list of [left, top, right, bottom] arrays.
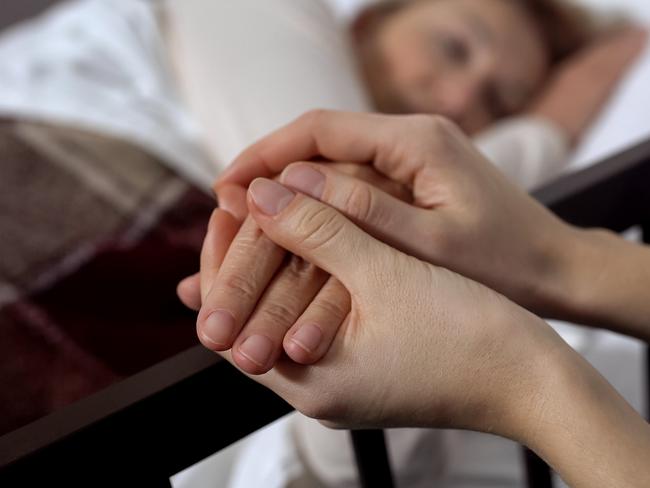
[[575, 0, 650, 22], [323, 0, 378, 20], [570, 39, 650, 168], [165, 0, 371, 174], [569, 0, 650, 168]]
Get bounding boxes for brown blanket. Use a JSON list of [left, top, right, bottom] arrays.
[[0, 119, 215, 436]]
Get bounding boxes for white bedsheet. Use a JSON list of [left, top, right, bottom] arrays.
[[0, 0, 217, 190]]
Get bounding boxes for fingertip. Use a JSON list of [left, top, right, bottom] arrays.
[[197, 332, 228, 352], [279, 162, 326, 200], [232, 349, 274, 375], [247, 178, 296, 217], [284, 339, 321, 365], [196, 308, 237, 351], [197, 324, 232, 352], [284, 322, 326, 365], [177, 274, 201, 311]]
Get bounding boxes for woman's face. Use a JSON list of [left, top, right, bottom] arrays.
[[362, 0, 550, 133]]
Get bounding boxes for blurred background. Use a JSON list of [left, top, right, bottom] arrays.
[[0, 1, 648, 487]]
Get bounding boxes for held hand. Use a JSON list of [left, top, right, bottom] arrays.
[[178, 163, 411, 374]]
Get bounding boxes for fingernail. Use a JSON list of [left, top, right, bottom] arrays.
[[239, 335, 274, 367], [216, 198, 236, 220], [249, 178, 295, 216], [202, 309, 236, 347], [291, 323, 323, 354], [282, 165, 325, 199]]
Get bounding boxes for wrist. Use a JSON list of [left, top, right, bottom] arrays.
[[543, 226, 650, 339], [510, 337, 592, 445], [513, 338, 650, 487], [491, 315, 573, 444], [557, 227, 615, 319], [453, 304, 571, 443], [532, 224, 613, 325]]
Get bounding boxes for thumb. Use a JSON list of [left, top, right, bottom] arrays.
[[247, 178, 391, 291]]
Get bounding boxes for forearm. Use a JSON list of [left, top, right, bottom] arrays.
[[530, 28, 646, 144], [549, 227, 650, 341], [449, 304, 650, 487], [518, 341, 650, 487], [531, 72, 619, 145]]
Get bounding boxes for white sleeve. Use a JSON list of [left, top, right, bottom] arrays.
[[472, 116, 570, 191]]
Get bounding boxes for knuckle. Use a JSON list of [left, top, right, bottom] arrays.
[[422, 113, 457, 133], [221, 272, 258, 304], [293, 205, 346, 254], [301, 108, 330, 129], [256, 300, 297, 327], [311, 290, 349, 322], [409, 114, 459, 147], [341, 182, 375, 223], [424, 223, 456, 260]]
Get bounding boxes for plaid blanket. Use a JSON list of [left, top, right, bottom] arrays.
[[0, 118, 215, 436]]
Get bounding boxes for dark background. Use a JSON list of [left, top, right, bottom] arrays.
[[1, 0, 60, 31]]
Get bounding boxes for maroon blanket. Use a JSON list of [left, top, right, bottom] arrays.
[[0, 119, 215, 436]]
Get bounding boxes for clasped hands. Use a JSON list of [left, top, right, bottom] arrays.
[[176, 110, 587, 433], [175, 112, 650, 488]]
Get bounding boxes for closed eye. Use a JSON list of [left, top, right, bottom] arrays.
[[439, 35, 471, 66]]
